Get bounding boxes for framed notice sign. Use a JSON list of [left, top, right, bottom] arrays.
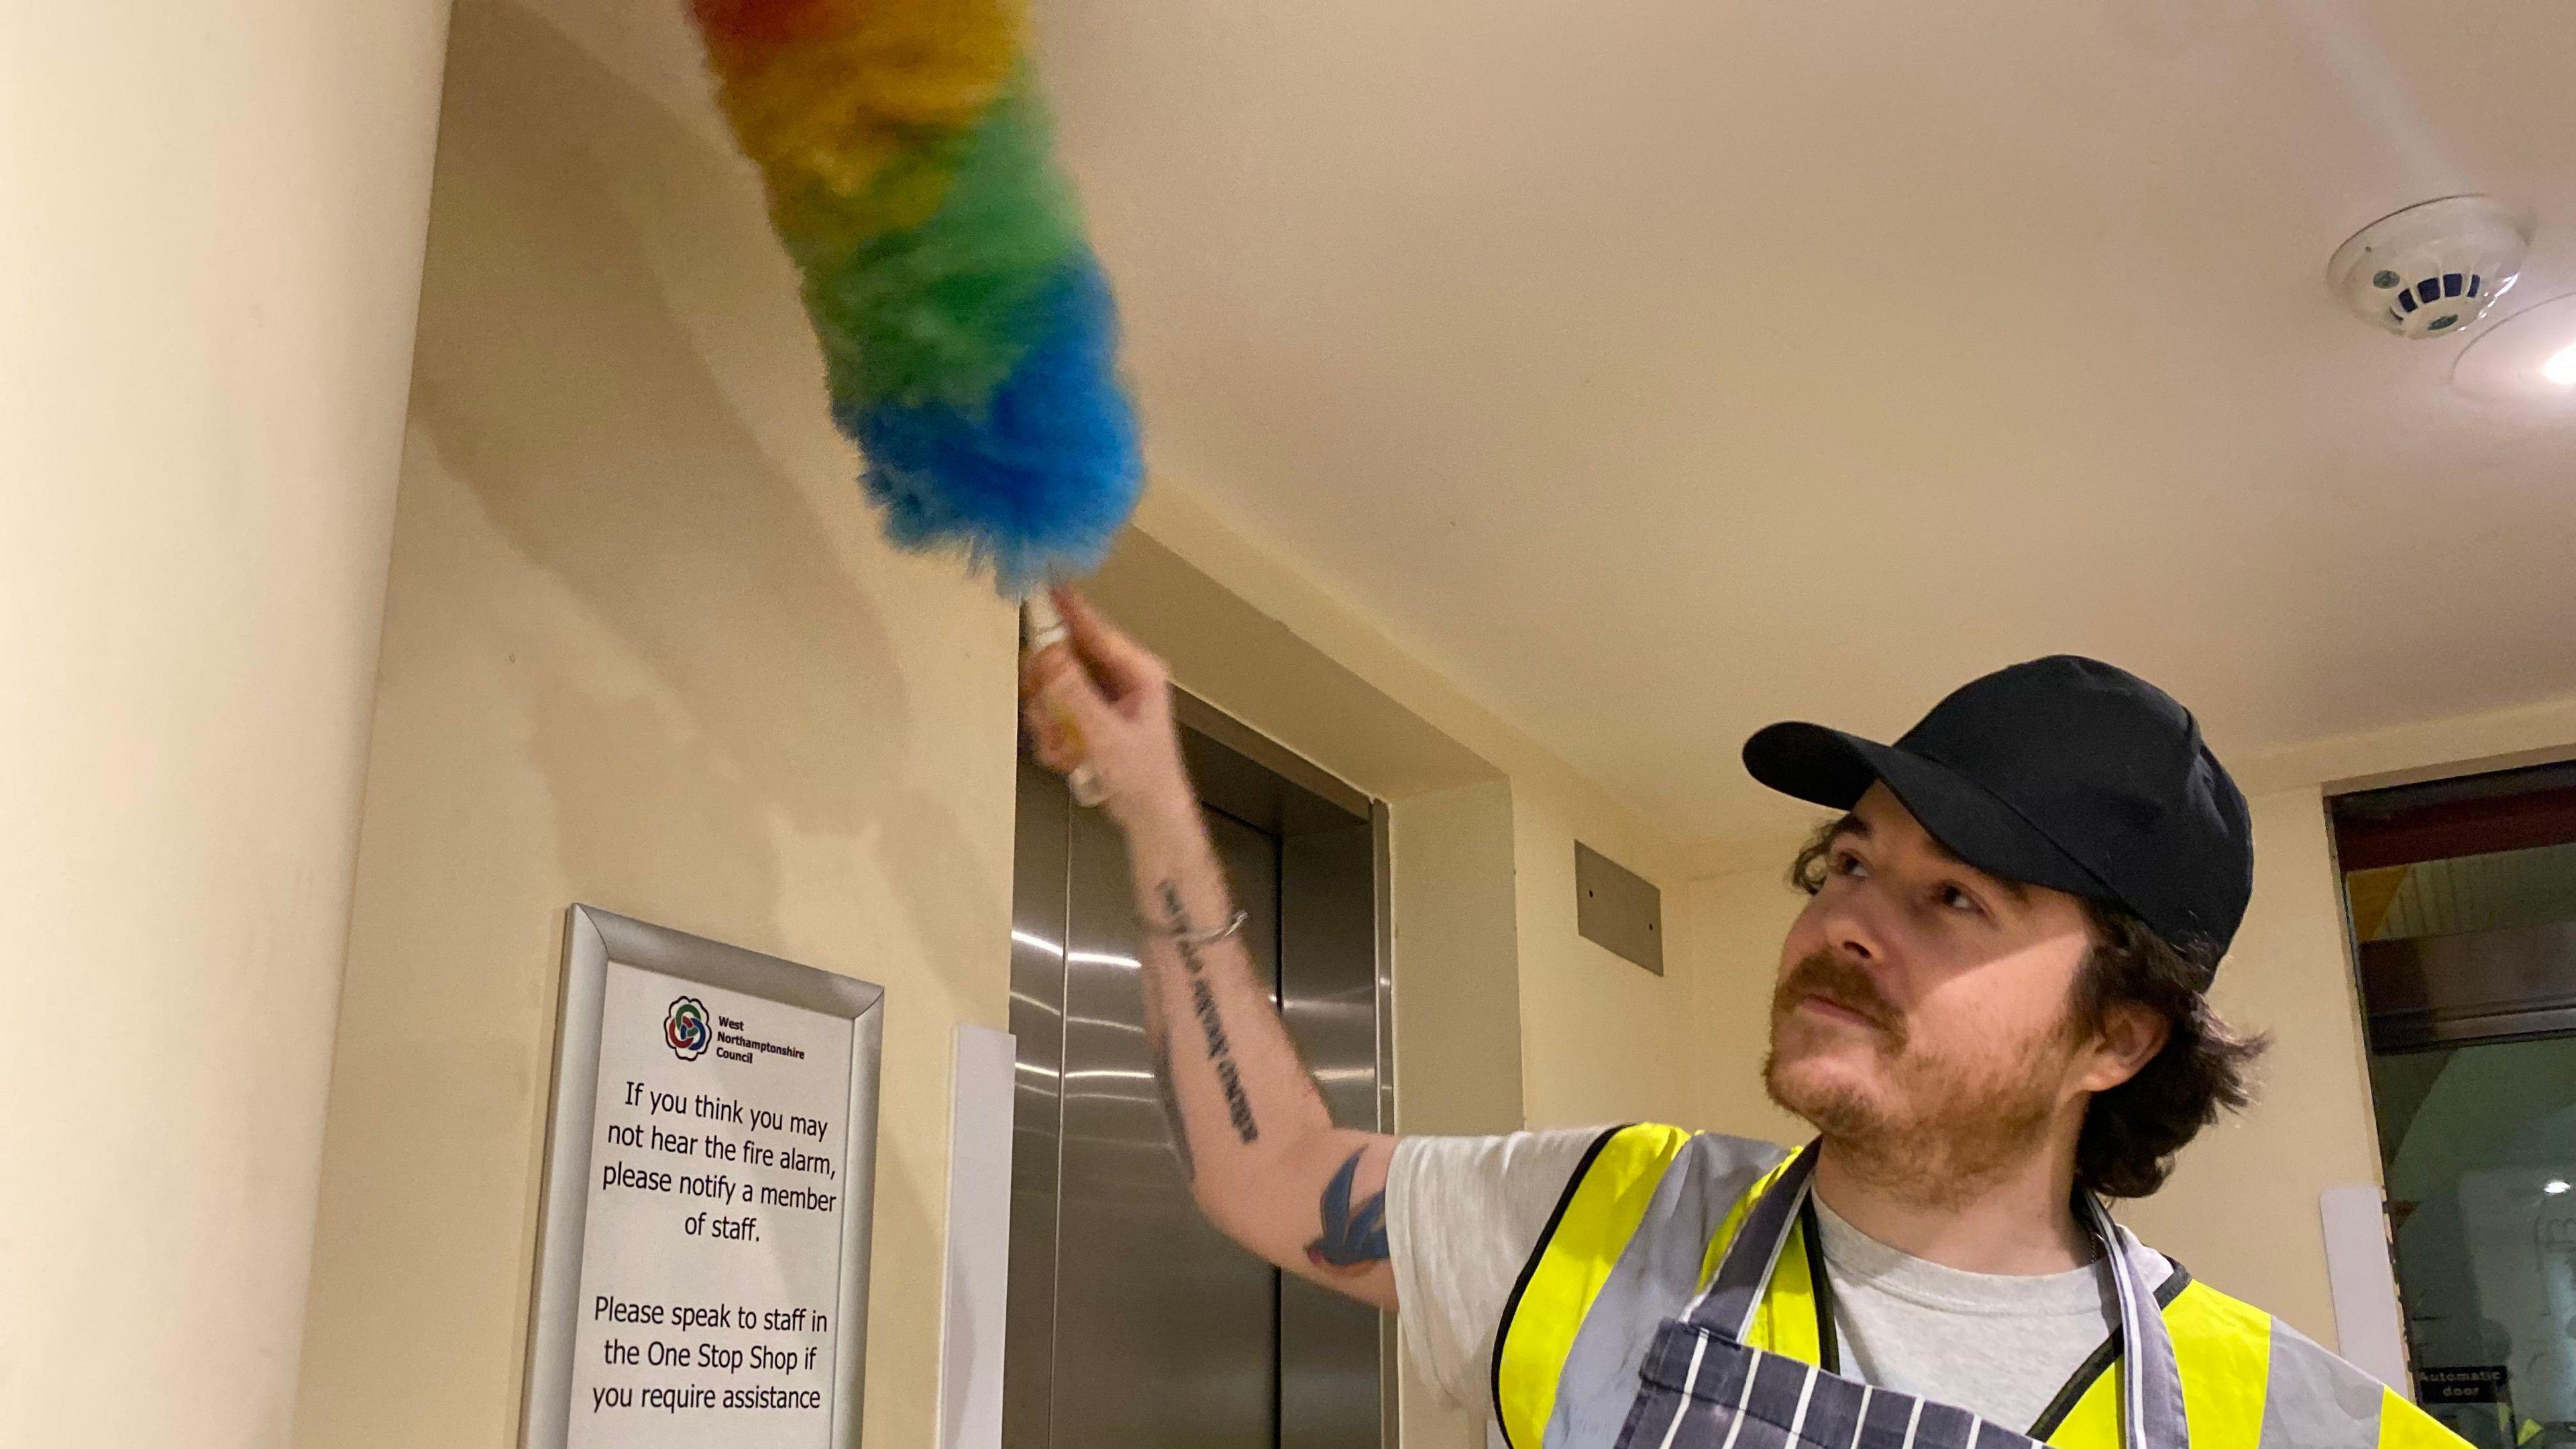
[[521, 906, 885, 1448]]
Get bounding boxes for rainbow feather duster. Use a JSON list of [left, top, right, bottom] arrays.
[[689, 0, 1142, 592]]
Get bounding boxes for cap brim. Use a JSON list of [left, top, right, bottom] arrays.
[[1742, 722, 2110, 904]]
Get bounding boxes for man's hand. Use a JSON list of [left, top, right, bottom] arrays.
[[1021, 588, 1195, 831]]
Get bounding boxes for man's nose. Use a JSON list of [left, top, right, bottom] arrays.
[[1815, 887, 1890, 971], [1823, 887, 1927, 1000]]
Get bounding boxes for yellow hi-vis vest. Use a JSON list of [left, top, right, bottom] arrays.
[[1491, 1126, 2465, 1449]]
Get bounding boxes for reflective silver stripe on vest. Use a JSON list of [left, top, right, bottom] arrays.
[[2258, 1320, 2383, 1448], [1690, 1142, 1816, 1339], [1540, 1133, 1790, 1449]]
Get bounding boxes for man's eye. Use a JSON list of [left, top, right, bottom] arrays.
[[1832, 851, 1866, 878], [1939, 884, 1982, 915]]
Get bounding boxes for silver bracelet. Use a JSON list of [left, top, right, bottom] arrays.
[[1158, 907, 1248, 948]]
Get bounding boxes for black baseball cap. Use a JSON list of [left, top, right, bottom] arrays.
[[1742, 655, 2253, 971]]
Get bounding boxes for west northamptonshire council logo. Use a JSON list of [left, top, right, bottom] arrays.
[[664, 996, 710, 1061]]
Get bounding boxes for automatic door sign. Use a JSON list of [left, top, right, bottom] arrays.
[[2416, 1367, 2508, 1405]]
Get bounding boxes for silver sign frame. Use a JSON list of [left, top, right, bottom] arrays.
[[519, 904, 885, 1448]]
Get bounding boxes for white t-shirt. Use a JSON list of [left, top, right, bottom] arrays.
[[1387, 1128, 2174, 1435]]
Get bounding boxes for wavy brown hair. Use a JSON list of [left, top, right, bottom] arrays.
[[1790, 822, 2266, 1198]]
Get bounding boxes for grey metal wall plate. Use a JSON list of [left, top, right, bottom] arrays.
[[1576, 841, 1664, 975], [521, 906, 884, 1449]]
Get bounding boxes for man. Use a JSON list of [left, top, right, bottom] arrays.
[[1022, 590, 2457, 1448]]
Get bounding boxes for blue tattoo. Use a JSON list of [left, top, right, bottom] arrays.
[[1304, 1148, 1388, 1271]]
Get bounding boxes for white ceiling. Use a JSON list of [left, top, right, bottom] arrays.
[[1033, 0, 2576, 844]]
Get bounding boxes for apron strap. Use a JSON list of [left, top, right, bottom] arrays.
[[1676, 1139, 2192, 1449]]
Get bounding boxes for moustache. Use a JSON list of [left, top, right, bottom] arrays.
[[1773, 950, 1905, 1044]]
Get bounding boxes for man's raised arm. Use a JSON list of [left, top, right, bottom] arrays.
[[1024, 590, 1399, 1310]]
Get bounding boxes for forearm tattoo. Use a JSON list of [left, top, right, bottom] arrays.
[[1159, 879, 1259, 1145], [1305, 1148, 1389, 1271], [1150, 1032, 1195, 1181]]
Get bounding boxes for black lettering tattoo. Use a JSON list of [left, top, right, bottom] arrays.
[[1150, 1033, 1195, 1181], [1160, 879, 1258, 1144], [1304, 1148, 1388, 1272]]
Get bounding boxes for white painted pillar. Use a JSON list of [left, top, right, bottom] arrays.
[[0, 2, 452, 1440]]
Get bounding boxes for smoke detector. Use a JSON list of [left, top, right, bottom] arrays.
[[2327, 195, 2535, 339]]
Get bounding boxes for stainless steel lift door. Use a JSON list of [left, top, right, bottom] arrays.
[[1006, 719, 1385, 1449]]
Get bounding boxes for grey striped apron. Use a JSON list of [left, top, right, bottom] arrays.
[[1608, 1144, 2190, 1449]]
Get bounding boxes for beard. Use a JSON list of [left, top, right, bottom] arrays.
[[1763, 949, 2077, 1205]]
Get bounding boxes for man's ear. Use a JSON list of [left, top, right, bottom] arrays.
[[2078, 1002, 2169, 1093]]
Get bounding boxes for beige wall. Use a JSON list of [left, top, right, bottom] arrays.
[[0, 2, 450, 1444], [1682, 789, 2387, 1350], [1509, 790, 1702, 1130], [1680, 861, 1813, 1144], [1389, 781, 1527, 1140], [1117, 486, 1707, 1136], [1093, 492, 1710, 1142], [290, 2, 1016, 1444]]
